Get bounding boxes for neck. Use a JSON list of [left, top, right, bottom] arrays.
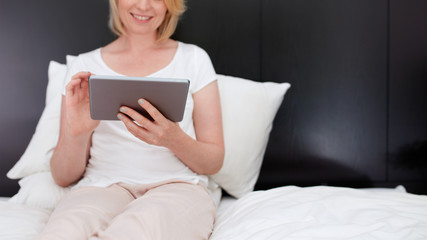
[[117, 31, 163, 53]]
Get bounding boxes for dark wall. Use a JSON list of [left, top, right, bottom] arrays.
[[388, 0, 427, 191], [0, 1, 114, 196], [0, 0, 426, 196], [258, 0, 389, 188]]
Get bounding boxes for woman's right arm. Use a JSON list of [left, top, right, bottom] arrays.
[[50, 72, 100, 187]]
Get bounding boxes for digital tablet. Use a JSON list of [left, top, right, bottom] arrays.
[[89, 75, 190, 122]]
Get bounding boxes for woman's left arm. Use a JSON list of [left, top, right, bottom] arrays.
[[171, 80, 224, 174], [118, 80, 224, 175]]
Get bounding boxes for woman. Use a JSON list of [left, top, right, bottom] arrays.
[[37, 0, 224, 239]]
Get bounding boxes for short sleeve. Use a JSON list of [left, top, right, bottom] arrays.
[[62, 56, 87, 95], [190, 46, 217, 93]]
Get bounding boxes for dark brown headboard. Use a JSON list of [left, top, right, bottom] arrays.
[[1, 0, 426, 196]]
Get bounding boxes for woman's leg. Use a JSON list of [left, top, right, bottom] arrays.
[[36, 184, 134, 240], [94, 182, 216, 240]]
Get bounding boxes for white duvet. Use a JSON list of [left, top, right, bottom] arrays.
[[211, 186, 427, 240], [1, 186, 427, 240], [0, 200, 50, 240]]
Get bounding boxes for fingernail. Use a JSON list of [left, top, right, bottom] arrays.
[[120, 107, 127, 113], [117, 114, 123, 120], [138, 99, 144, 105]]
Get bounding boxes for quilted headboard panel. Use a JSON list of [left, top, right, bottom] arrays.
[[0, 0, 426, 196]]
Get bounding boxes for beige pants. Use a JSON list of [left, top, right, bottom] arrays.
[[37, 181, 216, 240]]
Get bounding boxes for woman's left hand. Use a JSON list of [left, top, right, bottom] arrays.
[[117, 99, 182, 147]]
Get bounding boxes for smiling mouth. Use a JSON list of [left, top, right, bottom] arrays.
[[131, 13, 152, 21]]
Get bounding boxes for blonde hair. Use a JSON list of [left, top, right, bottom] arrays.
[[109, 0, 186, 42]]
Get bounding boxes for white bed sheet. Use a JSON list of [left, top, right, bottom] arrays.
[[0, 200, 50, 240], [211, 186, 427, 240], [1, 186, 426, 240]]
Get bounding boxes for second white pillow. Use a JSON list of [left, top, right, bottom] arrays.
[[211, 75, 290, 198]]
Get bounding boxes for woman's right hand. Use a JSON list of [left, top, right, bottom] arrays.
[[64, 71, 100, 137]]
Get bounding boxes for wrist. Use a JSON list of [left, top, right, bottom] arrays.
[[63, 128, 93, 143], [165, 128, 194, 153], [65, 120, 98, 138]]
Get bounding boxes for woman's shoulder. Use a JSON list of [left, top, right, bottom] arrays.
[[176, 41, 212, 63], [64, 47, 108, 77], [178, 41, 208, 55], [68, 48, 104, 70]]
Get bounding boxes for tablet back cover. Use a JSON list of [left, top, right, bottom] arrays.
[[89, 75, 189, 122]]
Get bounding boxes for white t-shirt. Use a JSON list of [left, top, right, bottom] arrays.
[[63, 42, 217, 188]]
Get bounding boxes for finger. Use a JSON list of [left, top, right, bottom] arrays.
[[67, 72, 93, 96], [80, 77, 90, 91], [117, 113, 149, 140], [65, 77, 82, 97], [72, 71, 92, 80], [119, 106, 155, 130], [138, 99, 166, 123], [76, 72, 92, 89]]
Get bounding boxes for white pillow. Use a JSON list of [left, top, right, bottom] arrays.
[[9, 172, 70, 210], [211, 75, 290, 198], [7, 57, 75, 209], [7, 60, 69, 179]]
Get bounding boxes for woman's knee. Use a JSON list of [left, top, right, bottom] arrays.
[[97, 183, 216, 240]]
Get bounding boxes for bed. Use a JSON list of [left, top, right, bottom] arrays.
[[2, 183, 427, 239], [1, 0, 427, 239], [1, 59, 427, 239], [4, 189, 427, 240]]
